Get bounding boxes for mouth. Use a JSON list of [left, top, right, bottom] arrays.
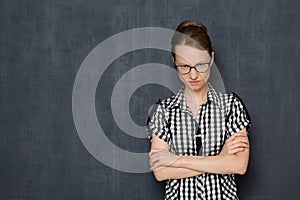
[[189, 81, 200, 85]]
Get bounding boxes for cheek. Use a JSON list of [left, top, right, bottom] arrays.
[[200, 70, 211, 81], [178, 73, 185, 83]]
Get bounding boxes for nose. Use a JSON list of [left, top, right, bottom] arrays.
[[189, 68, 198, 79]]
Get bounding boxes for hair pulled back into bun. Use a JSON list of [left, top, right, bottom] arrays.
[[171, 20, 213, 58], [176, 20, 208, 34]]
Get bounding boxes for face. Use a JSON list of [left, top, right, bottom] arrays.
[[174, 45, 214, 93]]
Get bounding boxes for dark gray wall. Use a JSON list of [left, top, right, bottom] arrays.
[[1, 0, 299, 199]]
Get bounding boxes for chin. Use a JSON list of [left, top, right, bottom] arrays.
[[188, 85, 203, 91], [188, 85, 202, 91]]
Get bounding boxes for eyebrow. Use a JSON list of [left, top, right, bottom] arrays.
[[175, 60, 210, 66]]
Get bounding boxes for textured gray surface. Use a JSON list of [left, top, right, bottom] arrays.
[[1, 0, 299, 199]]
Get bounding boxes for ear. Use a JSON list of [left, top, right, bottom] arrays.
[[211, 51, 215, 65]]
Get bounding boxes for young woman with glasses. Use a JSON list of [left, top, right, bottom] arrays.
[[147, 20, 251, 199]]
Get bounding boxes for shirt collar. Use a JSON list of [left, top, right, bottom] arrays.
[[207, 82, 224, 109], [169, 82, 223, 110]]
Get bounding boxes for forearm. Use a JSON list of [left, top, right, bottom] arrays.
[[175, 152, 249, 175], [153, 166, 204, 181]]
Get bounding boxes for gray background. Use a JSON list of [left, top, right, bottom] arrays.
[[1, 0, 300, 199]]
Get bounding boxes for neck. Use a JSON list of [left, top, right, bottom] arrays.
[[184, 84, 209, 106]]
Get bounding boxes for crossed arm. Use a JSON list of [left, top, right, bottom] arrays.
[[149, 128, 250, 181]]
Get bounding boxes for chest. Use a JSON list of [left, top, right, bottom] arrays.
[[167, 103, 228, 156]]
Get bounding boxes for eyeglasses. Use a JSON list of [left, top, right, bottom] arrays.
[[174, 58, 212, 75]]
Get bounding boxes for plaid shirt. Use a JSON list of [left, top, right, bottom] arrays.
[[147, 82, 251, 200]]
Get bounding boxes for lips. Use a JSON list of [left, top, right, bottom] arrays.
[[189, 81, 200, 85]]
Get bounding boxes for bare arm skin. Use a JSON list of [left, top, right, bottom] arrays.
[[149, 128, 250, 181], [149, 134, 204, 181]]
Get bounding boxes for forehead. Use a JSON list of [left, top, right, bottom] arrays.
[[174, 45, 210, 65]]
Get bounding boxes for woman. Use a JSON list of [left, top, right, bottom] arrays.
[[147, 20, 251, 199]]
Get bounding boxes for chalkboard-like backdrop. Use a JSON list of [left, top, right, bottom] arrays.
[[1, 0, 299, 199]]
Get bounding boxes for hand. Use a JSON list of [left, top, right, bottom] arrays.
[[149, 148, 180, 171], [219, 132, 249, 155]]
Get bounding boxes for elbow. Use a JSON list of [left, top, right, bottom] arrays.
[[235, 158, 248, 175], [236, 165, 247, 175], [153, 170, 166, 182]]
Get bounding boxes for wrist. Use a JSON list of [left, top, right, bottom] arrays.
[[174, 156, 185, 168], [173, 155, 184, 168]]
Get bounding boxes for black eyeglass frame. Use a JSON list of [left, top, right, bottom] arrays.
[[174, 57, 212, 75]]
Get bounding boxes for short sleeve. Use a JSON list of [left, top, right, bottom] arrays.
[[146, 100, 170, 143], [226, 93, 252, 136]]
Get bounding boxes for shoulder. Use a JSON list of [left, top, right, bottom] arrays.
[[210, 89, 248, 115], [207, 83, 242, 109], [147, 94, 177, 121], [214, 90, 237, 101], [154, 88, 183, 110], [219, 92, 250, 122], [216, 91, 244, 106], [226, 92, 247, 108], [158, 95, 178, 108]]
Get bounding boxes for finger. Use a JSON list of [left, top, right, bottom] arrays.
[[149, 156, 156, 167], [228, 138, 249, 146], [228, 139, 249, 147], [149, 153, 160, 167], [228, 135, 249, 143], [150, 163, 163, 171], [229, 147, 246, 154], [150, 151, 161, 161], [231, 132, 247, 139], [228, 142, 249, 151], [150, 162, 157, 171], [150, 151, 169, 166], [149, 147, 168, 154], [150, 157, 162, 169], [149, 149, 160, 156], [226, 142, 248, 150], [149, 151, 155, 159], [149, 150, 164, 158], [151, 165, 164, 172], [149, 151, 155, 157], [231, 132, 248, 138], [150, 161, 163, 171], [226, 133, 246, 142]]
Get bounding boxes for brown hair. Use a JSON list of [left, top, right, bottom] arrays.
[[171, 20, 213, 58]]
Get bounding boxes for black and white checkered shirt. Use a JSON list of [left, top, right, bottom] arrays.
[[147, 82, 251, 200]]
